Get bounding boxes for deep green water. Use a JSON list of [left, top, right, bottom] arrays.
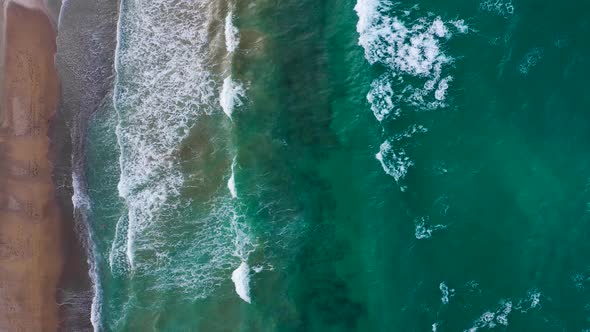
[[82, 0, 590, 330]]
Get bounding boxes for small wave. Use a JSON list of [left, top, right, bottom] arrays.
[[440, 281, 455, 304], [414, 216, 447, 239], [519, 47, 543, 75], [480, 0, 514, 17], [466, 300, 512, 331], [72, 173, 92, 211], [231, 261, 252, 303], [109, 215, 129, 275], [367, 74, 402, 122], [451, 19, 469, 34], [376, 140, 413, 190], [516, 289, 542, 312], [220, 77, 245, 119], [394, 124, 428, 140], [225, 11, 239, 53]]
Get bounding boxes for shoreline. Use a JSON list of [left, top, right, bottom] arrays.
[[0, 2, 64, 330], [54, 0, 121, 329], [0, 0, 94, 330]]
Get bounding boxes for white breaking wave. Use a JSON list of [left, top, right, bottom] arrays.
[[72, 173, 92, 211], [220, 77, 245, 119], [231, 261, 252, 303], [466, 300, 513, 331], [229, 210, 255, 303], [225, 11, 239, 53], [228, 158, 238, 198], [439, 281, 455, 304]]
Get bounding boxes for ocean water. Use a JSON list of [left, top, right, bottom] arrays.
[[80, 0, 590, 330]]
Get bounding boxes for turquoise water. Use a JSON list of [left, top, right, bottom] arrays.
[[82, 0, 590, 330]]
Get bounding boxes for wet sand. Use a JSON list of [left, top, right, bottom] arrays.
[[0, 2, 64, 331]]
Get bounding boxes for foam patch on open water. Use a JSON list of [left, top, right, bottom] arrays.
[[355, 0, 468, 187], [414, 216, 447, 239], [439, 282, 455, 304]]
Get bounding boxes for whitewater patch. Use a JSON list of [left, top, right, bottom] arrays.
[[355, 0, 468, 109], [220, 77, 245, 119], [225, 11, 239, 53]]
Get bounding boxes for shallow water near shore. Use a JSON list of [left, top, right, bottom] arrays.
[[79, 0, 590, 330]]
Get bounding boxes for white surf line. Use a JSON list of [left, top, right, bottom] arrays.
[[224, 5, 253, 304]]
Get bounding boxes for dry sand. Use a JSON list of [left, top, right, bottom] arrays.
[[0, 2, 64, 331]]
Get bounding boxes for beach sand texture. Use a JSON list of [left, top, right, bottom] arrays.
[[0, 2, 63, 331]]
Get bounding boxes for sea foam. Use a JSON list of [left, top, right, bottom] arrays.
[[112, 0, 239, 300]]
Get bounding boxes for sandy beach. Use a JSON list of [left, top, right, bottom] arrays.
[[0, 1, 64, 331]]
